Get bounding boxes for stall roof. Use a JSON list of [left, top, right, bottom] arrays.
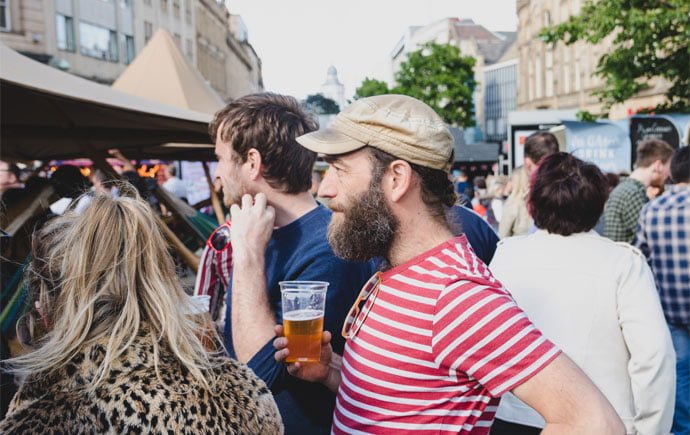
[[0, 43, 215, 161], [113, 29, 224, 114]]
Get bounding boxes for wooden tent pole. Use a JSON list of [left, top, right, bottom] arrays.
[[202, 161, 225, 225], [2, 185, 55, 235], [156, 214, 200, 272]]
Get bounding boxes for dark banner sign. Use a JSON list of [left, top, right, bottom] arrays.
[[630, 116, 682, 166]]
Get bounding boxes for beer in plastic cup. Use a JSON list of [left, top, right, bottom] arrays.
[[280, 281, 328, 363]]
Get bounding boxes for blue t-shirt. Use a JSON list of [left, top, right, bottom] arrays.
[[448, 205, 499, 264], [224, 205, 376, 435]]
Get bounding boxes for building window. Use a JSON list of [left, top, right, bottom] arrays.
[[0, 0, 10, 31], [144, 21, 153, 43], [79, 21, 118, 62], [527, 58, 534, 101], [574, 60, 581, 91], [487, 119, 496, 136], [56, 14, 76, 51], [184, 0, 191, 24], [535, 54, 542, 99], [562, 47, 570, 94], [173, 0, 180, 18], [185, 38, 193, 59], [545, 50, 554, 97], [123, 34, 135, 64], [174, 33, 181, 47], [498, 117, 506, 134], [160, 0, 168, 13]]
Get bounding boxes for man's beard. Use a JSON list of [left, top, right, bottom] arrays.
[[222, 180, 248, 207], [327, 179, 398, 262]]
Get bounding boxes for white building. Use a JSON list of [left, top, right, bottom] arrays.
[[320, 65, 345, 111]]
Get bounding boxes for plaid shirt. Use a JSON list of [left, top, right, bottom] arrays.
[[604, 177, 648, 243], [635, 185, 690, 325]]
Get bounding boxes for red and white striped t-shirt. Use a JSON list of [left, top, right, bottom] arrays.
[[333, 235, 560, 434]]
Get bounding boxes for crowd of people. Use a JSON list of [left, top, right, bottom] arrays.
[[0, 92, 688, 434]]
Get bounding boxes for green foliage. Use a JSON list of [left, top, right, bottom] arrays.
[[576, 110, 599, 122], [352, 43, 477, 127], [304, 94, 340, 115], [540, 0, 690, 114], [393, 42, 477, 127], [353, 78, 390, 99]]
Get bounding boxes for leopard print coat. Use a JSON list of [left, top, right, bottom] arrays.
[[0, 330, 283, 434]]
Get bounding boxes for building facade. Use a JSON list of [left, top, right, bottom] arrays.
[[1, 0, 134, 83], [516, 0, 670, 119], [195, 0, 262, 101], [483, 55, 518, 144], [1, 0, 262, 99], [135, 0, 196, 64], [225, 14, 263, 99], [391, 18, 516, 131]]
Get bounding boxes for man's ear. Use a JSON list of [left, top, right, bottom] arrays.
[[245, 148, 263, 180], [524, 157, 536, 175], [386, 160, 414, 203]]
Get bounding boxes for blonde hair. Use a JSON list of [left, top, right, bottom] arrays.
[[8, 185, 221, 390], [509, 165, 530, 200]]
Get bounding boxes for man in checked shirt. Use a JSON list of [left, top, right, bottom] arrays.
[[636, 145, 690, 435], [604, 139, 674, 243]]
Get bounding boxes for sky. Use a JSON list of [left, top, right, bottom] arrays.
[[227, 0, 518, 102]]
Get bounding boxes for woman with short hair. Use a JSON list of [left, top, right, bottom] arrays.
[[490, 152, 675, 435], [1, 186, 283, 434]]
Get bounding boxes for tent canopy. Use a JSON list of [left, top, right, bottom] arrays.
[[0, 43, 215, 161], [113, 29, 224, 115]]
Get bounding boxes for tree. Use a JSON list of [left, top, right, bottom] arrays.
[[304, 94, 340, 115], [540, 0, 690, 115], [393, 42, 476, 127], [353, 78, 390, 99]]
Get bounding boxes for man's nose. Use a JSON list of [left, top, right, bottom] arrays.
[[317, 168, 337, 198]]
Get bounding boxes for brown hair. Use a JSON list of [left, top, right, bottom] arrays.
[[635, 139, 674, 168], [524, 131, 559, 164], [209, 93, 319, 194], [367, 147, 456, 224], [529, 152, 608, 236]]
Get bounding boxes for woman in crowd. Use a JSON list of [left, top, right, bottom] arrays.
[[498, 165, 531, 238], [1, 186, 282, 434], [490, 153, 675, 435]]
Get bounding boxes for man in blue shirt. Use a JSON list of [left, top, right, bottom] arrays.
[[636, 145, 690, 435], [449, 205, 499, 264], [205, 93, 375, 434]]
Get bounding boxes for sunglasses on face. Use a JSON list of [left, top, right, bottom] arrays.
[[341, 272, 381, 340], [207, 221, 231, 252]]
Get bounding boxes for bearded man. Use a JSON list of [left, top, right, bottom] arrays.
[[232, 95, 625, 434]]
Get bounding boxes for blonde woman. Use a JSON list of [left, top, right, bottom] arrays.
[[498, 166, 532, 238], [1, 187, 282, 434]]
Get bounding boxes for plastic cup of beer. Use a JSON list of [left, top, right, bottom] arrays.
[[280, 281, 328, 363]]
